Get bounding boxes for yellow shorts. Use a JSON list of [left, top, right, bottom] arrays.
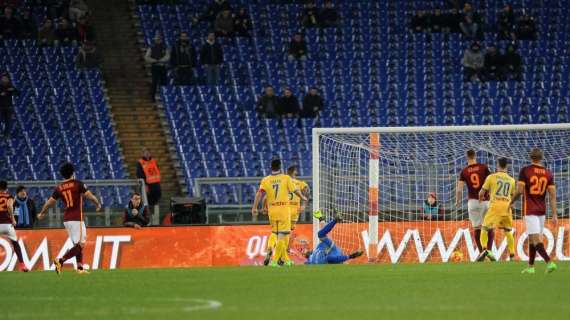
[[482, 208, 513, 229], [269, 207, 291, 234]]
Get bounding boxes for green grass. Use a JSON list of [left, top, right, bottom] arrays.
[[1, 262, 569, 320]]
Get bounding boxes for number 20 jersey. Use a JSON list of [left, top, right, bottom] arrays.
[[518, 164, 555, 216]]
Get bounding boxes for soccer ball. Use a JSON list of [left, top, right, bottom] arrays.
[[450, 250, 463, 263]]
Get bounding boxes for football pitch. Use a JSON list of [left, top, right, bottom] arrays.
[[1, 262, 569, 320]]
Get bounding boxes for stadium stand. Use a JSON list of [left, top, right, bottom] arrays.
[[0, 3, 129, 207], [134, 0, 568, 206]]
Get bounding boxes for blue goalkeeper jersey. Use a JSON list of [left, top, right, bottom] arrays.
[[306, 238, 344, 264]]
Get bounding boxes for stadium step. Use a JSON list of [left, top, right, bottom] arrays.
[[89, 0, 184, 217]]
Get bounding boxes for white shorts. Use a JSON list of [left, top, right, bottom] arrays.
[[468, 200, 489, 228], [0, 224, 17, 241], [525, 215, 545, 235], [64, 221, 87, 245]]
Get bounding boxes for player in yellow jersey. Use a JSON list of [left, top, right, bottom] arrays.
[[476, 157, 516, 262], [252, 159, 307, 267], [259, 165, 310, 265], [287, 165, 309, 230]]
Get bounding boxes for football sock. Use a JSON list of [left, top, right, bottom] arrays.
[[10, 240, 24, 263], [62, 244, 81, 263], [272, 239, 286, 264], [505, 231, 515, 256], [284, 234, 291, 251], [280, 240, 291, 263], [267, 233, 277, 252], [317, 220, 337, 238], [535, 242, 550, 263], [76, 247, 84, 270], [486, 229, 495, 250], [528, 244, 536, 266], [474, 229, 482, 252], [480, 229, 488, 249], [327, 255, 350, 264]]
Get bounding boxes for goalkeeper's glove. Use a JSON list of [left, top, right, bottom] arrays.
[[313, 210, 324, 221], [348, 251, 364, 259]]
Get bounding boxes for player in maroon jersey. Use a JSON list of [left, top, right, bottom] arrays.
[[37, 162, 101, 275], [511, 148, 558, 274], [0, 180, 28, 272], [455, 149, 494, 256]]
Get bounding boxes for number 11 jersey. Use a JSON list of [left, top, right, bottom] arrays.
[[51, 179, 88, 221]]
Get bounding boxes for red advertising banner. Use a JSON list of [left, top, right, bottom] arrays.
[[1, 220, 569, 271]]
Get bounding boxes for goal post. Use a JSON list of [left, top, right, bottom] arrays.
[[312, 124, 570, 263]]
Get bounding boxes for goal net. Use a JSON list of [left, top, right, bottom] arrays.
[[312, 124, 570, 263]]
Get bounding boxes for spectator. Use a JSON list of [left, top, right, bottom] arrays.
[[13, 186, 36, 228], [515, 13, 536, 40], [146, 34, 170, 101], [45, 0, 69, 20], [0, 7, 19, 39], [429, 9, 448, 33], [38, 19, 56, 46], [277, 87, 300, 117], [136, 148, 162, 208], [288, 33, 307, 62], [319, 0, 339, 28], [199, 32, 224, 85], [421, 192, 440, 220], [75, 41, 103, 69], [459, 15, 478, 39], [233, 6, 251, 37], [123, 192, 150, 229], [170, 32, 196, 86], [256, 85, 279, 118], [445, 8, 463, 33], [462, 2, 483, 25], [410, 10, 429, 33], [301, 87, 323, 118], [497, 4, 515, 40], [462, 42, 484, 81], [301, 1, 319, 28], [76, 15, 95, 43], [214, 9, 234, 37], [0, 73, 18, 137], [194, 0, 231, 24], [55, 18, 78, 46], [503, 43, 522, 80], [483, 45, 504, 81], [69, 0, 88, 22], [18, 9, 35, 39]]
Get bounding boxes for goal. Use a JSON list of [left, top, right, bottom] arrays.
[[312, 124, 570, 263]]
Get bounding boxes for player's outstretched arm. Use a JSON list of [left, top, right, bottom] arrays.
[[294, 189, 307, 202], [510, 182, 524, 206], [37, 197, 56, 220], [7, 198, 15, 226], [455, 180, 464, 207], [251, 190, 263, 219], [548, 185, 557, 225], [85, 191, 102, 212], [478, 187, 488, 203]]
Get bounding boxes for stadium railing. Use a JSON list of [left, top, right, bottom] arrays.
[[6, 179, 149, 228], [194, 176, 313, 224]]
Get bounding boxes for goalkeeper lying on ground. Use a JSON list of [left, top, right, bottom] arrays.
[[305, 210, 363, 264]]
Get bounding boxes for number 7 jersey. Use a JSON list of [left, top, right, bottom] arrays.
[[518, 164, 555, 216], [259, 173, 298, 213], [51, 179, 88, 222]]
